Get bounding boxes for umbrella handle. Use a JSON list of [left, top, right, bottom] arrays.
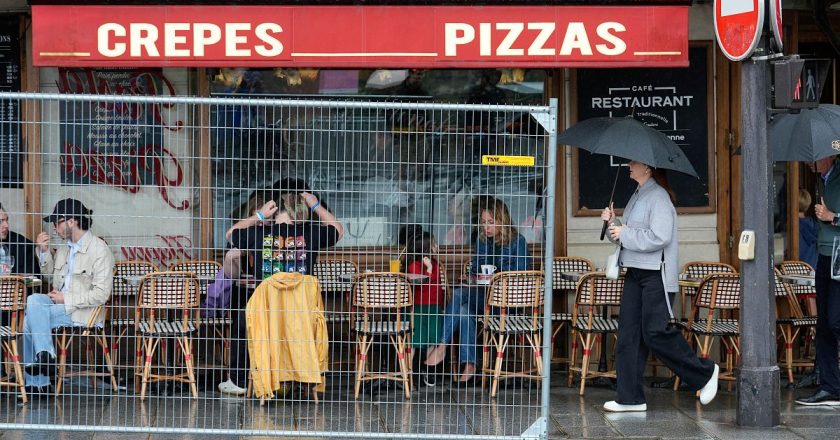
[[600, 220, 609, 241]]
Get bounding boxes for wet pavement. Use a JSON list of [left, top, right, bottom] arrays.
[[0, 371, 836, 439]]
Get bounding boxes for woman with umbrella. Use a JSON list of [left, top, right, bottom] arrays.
[[600, 160, 719, 412]]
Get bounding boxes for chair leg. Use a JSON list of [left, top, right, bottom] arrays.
[[481, 329, 491, 390], [568, 329, 579, 387], [181, 336, 198, 398], [393, 335, 410, 399], [354, 335, 369, 399], [491, 334, 508, 398], [139, 337, 158, 401], [579, 333, 593, 396], [84, 334, 97, 390], [783, 326, 794, 385], [530, 333, 544, 378], [55, 331, 70, 397], [4, 340, 27, 404]]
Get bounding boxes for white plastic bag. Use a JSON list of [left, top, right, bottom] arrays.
[[605, 246, 621, 280], [832, 237, 840, 281]]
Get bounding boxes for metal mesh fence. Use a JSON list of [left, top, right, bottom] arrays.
[[0, 92, 556, 439]]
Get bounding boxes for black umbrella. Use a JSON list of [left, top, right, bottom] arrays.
[[769, 104, 840, 162], [557, 116, 699, 178], [557, 116, 698, 239]]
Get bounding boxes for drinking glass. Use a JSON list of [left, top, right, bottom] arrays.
[[389, 255, 401, 273], [0, 256, 14, 275]]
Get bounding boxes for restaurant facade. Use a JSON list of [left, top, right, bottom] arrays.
[[0, 0, 839, 437], [0, 0, 836, 278]]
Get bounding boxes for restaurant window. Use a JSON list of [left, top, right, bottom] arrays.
[[208, 68, 547, 248]]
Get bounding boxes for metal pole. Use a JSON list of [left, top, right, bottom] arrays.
[[540, 98, 558, 440], [736, 33, 780, 428]]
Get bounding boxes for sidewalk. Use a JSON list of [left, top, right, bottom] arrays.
[[0, 372, 835, 439]]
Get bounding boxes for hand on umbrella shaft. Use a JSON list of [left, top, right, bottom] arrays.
[[816, 198, 835, 222], [601, 204, 615, 222]]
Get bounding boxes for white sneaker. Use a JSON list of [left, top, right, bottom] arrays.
[[603, 400, 647, 412], [699, 364, 719, 405], [218, 379, 246, 396]]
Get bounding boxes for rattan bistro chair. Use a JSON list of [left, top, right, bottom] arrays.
[[54, 303, 119, 396], [0, 276, 27, 403], [135, 271, 201, 400], [110, 260, 157, 372], [313, 258, 358, 326], [676, 272, 741, 390], [313, 258, 358, 371], [567, 272, 623, 396], [351, 272, 413, 399], [480, 271, 545, 397], [550, 257, 594, 364], [169, 260, 227, 366], [779, 260, 817, 361], [775, 267, 817, 385], [678, 261, 737, 320]]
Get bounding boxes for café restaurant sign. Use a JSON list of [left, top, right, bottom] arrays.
[[32, 5, 688, 68]]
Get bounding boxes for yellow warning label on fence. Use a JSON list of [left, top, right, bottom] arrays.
[[481, 155, 535, 166]]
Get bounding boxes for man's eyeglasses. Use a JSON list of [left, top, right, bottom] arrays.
[[53, 218, 67, 229]]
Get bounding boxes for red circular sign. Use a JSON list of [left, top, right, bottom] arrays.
[[714, 0, 765, 61], [770, 0, 783, 51]]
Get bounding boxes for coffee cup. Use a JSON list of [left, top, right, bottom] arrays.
[[480, 264, 497, 276]]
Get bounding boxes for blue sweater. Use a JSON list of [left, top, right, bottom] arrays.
[[469, 234, 530, 274]]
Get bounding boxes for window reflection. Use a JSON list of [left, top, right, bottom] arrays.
[[208, 68, 547, 248]]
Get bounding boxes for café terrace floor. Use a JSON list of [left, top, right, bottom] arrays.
[[0, 368, 837, 440]]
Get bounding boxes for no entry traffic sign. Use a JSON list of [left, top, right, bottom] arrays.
[[714, 0, 765, 61]]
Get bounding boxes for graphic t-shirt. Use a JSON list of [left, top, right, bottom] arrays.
[[230, 222, 339, 280]]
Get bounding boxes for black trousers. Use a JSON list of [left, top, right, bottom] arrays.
[[616, 267, 715, 405], [229, 284, 251, 388], [815, 255, 840, 395]]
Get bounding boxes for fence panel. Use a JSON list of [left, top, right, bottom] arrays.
[[0, 92, 555, 439]]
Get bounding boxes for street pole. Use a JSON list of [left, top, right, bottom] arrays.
[[736, 31, 780, 427]]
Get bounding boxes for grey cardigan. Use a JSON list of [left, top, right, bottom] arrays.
[[608, 179, 679, 293]]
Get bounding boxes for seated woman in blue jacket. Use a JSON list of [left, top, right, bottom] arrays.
[[424, 196, 529, 383]]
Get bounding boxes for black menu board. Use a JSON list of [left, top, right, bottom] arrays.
[[0, 19, 22, 188], [574, 46, 711, 212]]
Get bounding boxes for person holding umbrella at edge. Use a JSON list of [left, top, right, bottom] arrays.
[[796, 155, 840, 406], [599, 160, 718, 412], [556, 115, 718, 412]]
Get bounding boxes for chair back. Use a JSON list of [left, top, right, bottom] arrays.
[[351, 272, 412, 309], [169, 260, 222, 278], [138, 271, 200, 309], [552, 257, 594, 291], [575, 272, 624, 307], [462, 260, 473, 278], [774, 268, 806, 319], [0, 276, 26, 332], [779, 260, 816, 303], [694, 273, 741, 311], [113, 260, 158, 297], [169, 260, 222, 301], [313, 258, 358, 293], [682, 261, 737, 279], [486, 271, 544, 309]]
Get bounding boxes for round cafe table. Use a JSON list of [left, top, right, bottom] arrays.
[[339, 272, 429, 284]]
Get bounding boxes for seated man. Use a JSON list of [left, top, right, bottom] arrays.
[[0, 202, 40, 277], [22, 198, 114, 395]]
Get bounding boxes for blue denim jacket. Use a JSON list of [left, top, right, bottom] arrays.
[[469, 233, 530, 274]]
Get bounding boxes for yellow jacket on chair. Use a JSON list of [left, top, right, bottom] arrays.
[[246, 272, 329, 399]]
